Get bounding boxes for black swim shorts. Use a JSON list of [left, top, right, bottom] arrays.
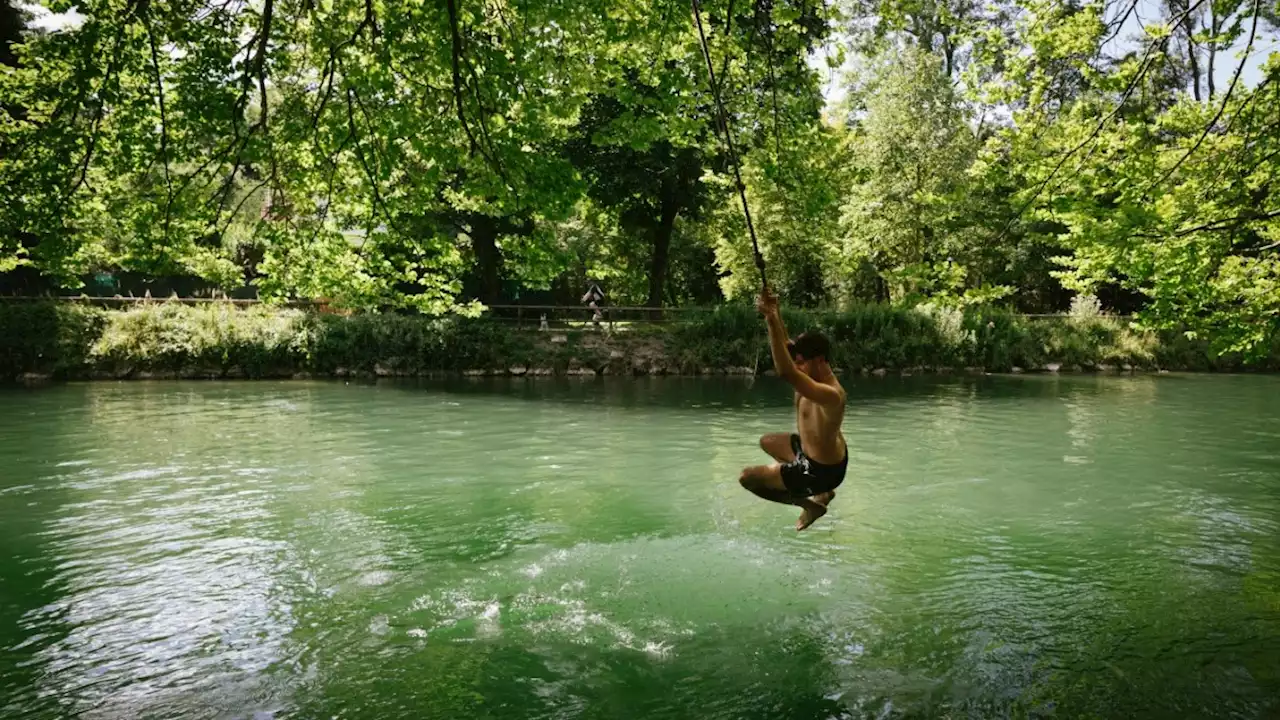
[[780, 433, 847, 498]]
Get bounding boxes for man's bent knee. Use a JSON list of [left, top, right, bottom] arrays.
[[739, 464, 783, 490], [759, 433, 795, 463], [739, 467, 765, 491], [759, 433, 784, 451]]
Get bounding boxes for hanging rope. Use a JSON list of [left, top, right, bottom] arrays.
[[690, 0, 768, 291]]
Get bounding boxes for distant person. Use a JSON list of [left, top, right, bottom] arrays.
[[739, 288, 848, 530], [581, 282, 605, 327]]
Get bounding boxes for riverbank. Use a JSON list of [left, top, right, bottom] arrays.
[[2, 302, 1277, 383]]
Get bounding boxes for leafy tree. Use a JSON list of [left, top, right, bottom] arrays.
[[711, 121, 852, 306], [838, 47, 983, 302], [841, 0, 1020, 78], [566, 83, 717, 309]]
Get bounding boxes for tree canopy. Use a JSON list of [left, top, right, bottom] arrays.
[[2, 0, 1278, 356]]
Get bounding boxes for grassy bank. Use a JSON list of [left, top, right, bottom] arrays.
[[667, 304, 1280, 373], [2, 302, 1276, 382]]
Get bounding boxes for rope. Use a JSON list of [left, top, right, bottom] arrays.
[[690, 0, 768, 291]]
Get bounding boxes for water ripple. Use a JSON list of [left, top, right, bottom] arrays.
[[1, 377, 1279, 719]]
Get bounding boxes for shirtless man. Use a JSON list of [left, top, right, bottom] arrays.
[[738, 289, 848, 531]]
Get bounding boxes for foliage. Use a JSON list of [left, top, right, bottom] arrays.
[[711, 123, 854, 305], [303, 312, 546, 374], [0, 302, 106, 378], [1069, 293, 1103, 319], [4, 301, 1280, 381], [837, 47, 989, 303], [978, 2, 1280, 358], [92, 303, 308, 376], [3, 0, 1280, 361], [662, 300, 1255, 372]]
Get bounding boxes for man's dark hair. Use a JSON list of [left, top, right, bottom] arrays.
[[789, 332, 831, 362]]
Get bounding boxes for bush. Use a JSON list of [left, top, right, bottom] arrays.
[[2, 300, 1277, 381], [666, 304, 770, 370], [0, 302, 106, 379], [667, 302, 1273, 373], [92, 303, 307, 377]]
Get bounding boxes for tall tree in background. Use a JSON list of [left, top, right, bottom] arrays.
[[566, 82, 716, 310], [841, 0, 1019, 77], [0, 0, 23, 68], [839, 48, 979, 302]]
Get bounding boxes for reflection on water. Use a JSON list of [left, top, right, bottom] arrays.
[[2, 375, 1280, 719]]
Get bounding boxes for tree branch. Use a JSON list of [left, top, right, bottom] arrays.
[[207, 0, 276, 233], [63, 1, 142, 202], [308, 0, 376, 136], [307, 124, 355, 246], [346, 87, 398, 236], [254, 0, 274, 131], [1101, 0, 1141, 48], [714, 0, 737, 88], [1145, 0, 1260, 195], [997, 0, 1209, 239], [445, 0, 481, 155], [214, 177, 271, 241], [1132, 207, 1280, 238], [1195, 72, 1275, 202], [766, 17, 782, 159], [444, 0, 514, 195], [145, 13, 174, 241]]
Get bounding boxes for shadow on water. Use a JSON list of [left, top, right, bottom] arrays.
[[377, 370, 1279, 414], [376, 372, 1176, 412], [0, 386, 100, 719]]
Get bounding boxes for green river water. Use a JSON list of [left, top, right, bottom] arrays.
[[2, 375, 1279, 719]]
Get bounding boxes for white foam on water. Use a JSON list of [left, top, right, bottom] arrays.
[[358, 570, 393, 587], [642, 641, 672, 659], [395, 532, 839, 665], [477, 601, 503, 638]]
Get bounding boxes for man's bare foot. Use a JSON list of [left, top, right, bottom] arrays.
[[796, 502, 826, 531], [812, 491, 835, 507]]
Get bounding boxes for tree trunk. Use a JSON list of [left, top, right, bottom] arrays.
[[470, 216, 503, 305], [1207, 6, 1219, 100], [1, 0, 22, 68], [941, 32, 955, 78], [1, 0, 26, 123], [646, 199, 679, 310], [1184, 11, 1201, 102], [875, 274, 890, 303]]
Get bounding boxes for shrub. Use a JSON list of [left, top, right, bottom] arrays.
[[0, 302, 106, 379], [91, 303, 307, 377], [3, 300, 1278, 381]]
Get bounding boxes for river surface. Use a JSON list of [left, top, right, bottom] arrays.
[[2, 375, 1279, 719]]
